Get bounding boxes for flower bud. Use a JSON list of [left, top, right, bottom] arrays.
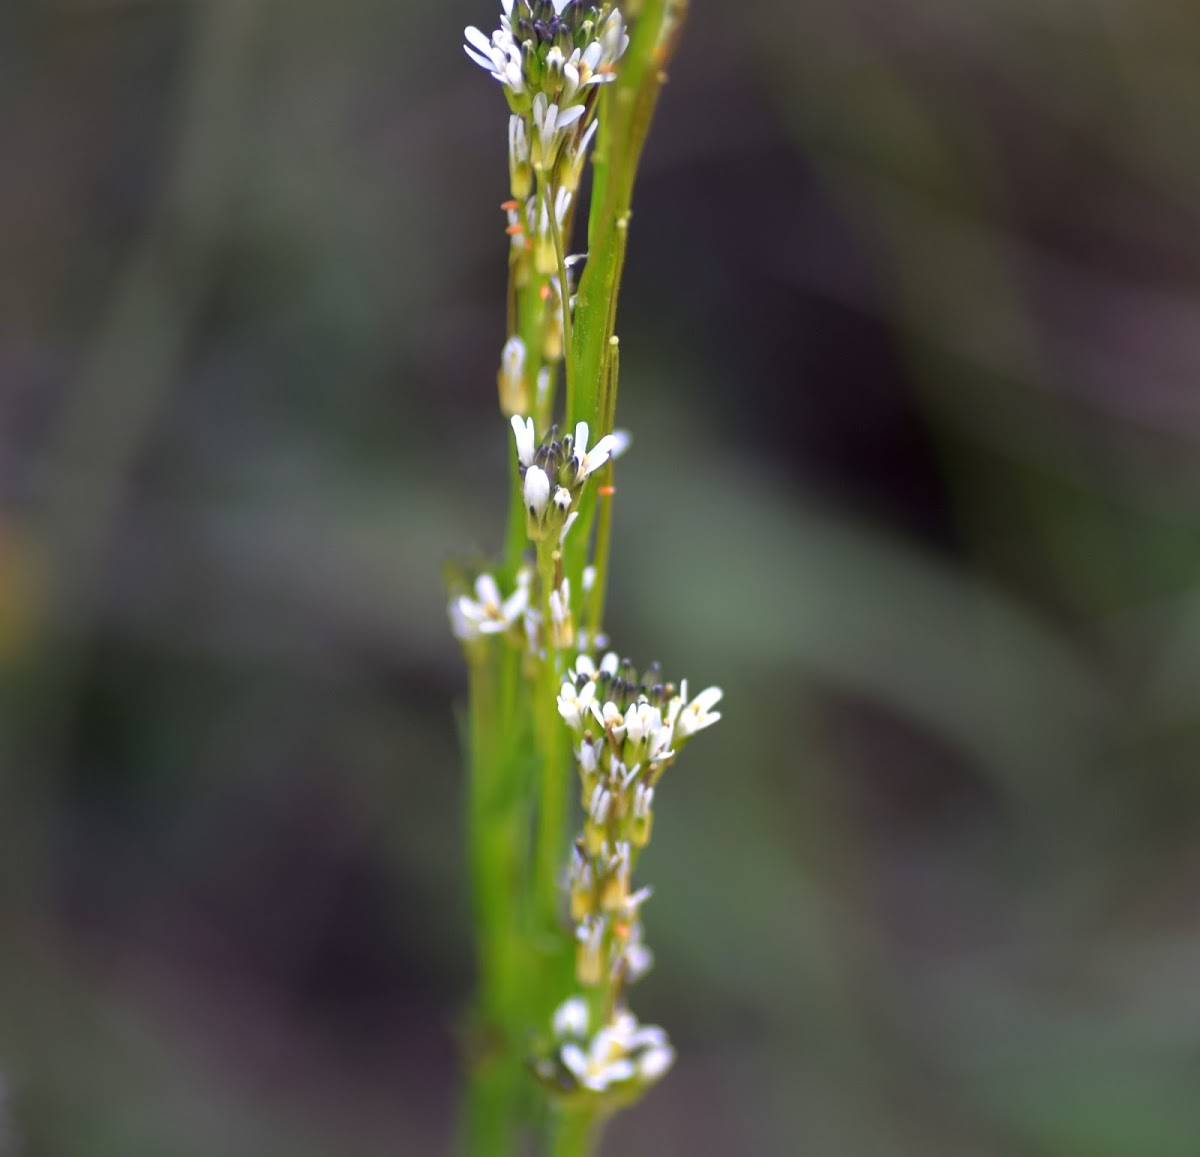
[[524, 465, 551, 538], [498, 336, 529, 416]]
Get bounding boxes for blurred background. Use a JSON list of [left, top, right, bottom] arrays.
[[4, 0, 1200, 1153]]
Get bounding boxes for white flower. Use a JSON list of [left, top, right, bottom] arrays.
[[549, 577, 571, 628], [607, 428, 632, 461], [675, 685, 723, 739], [582, 565, 596, 593], [508, 113, 529, 162], [598, 10, 631, 65], [452, 573, 528, 638], [531, 94, 586, 166], [559, 511, 579, 545], [571, 421, 619, 481], [632, 783, 654, 818], [588, 784, 612, 826], [463, 25, 525, 93], [561, 118, 599, 192], [510, 413, 536, 467], [557, 679, 597, 732], [623, 886, 653, 918], [576, 737, 602, 775], [599, 652, 620, 676], [561, 1035, 635, 1093], [594, 700, 626, 743], [524, 464, 551, 522], [553, 996, 590, 1040], [448, 600, 478, 642], [574, 654, 597, 679], [499, 338, 527, 412], [617, 761, 642, 790], [624, 701, 663, 746], [623, 922, 654, 982]]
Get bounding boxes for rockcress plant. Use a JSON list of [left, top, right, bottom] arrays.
[[448, 3, 713, 1153]]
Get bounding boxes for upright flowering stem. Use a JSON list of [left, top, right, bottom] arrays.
[[452, 5, 706, 1154]]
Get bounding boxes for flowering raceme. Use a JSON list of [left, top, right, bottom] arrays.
[[448, 1, 707, 1151]]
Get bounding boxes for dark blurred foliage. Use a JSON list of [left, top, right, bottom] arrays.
[[4, 0, 1200, 1153]]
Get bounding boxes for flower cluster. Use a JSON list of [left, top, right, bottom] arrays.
[[536, 997, 674, 1101], [465, 1, 628, 280], [512, 415, 623, 544], [463, 2, 629, 120], [545, 650, 721, 1098]]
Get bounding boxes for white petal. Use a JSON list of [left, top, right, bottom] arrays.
[[553, 997, 590, 1039], [500, 584, 528, 622], [557, 104, 586, 129], [510, 413, 536, 466], [464, 44, 497, 71], [524, 466, 550, 516], [475, 573, 501, 608], [464, 26, 492, 54], [561, 1044, 588, 1080], [594, 1058, 635, 1088], [637, 1045, 675, 1081]]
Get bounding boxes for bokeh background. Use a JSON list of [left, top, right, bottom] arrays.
[[4, 0, 1200, 1153]]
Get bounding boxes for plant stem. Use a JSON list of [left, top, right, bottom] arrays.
[[539, 174, 576, 422], [549, 1106, 603, 1157], [533, 542, 567, 929]]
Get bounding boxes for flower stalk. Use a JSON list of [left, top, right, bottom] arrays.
[[450, 3, 712, 1152]]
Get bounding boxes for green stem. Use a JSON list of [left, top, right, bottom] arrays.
[[549, 1106, 603, 1157], [539, 174, 577, 422], [533, 541, 567, 929], [463, 649, 530, 1154]]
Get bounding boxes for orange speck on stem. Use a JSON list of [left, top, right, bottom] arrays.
[[597, 485, 616, 496], [505, 223, 524, 236], [501, 199, 521, 212], [539, 284, 552, 301]]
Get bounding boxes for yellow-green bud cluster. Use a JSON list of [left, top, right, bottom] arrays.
[[556, 653, 722, 990]]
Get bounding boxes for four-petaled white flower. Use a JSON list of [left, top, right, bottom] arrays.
[[463, 25, 524, 93], [571, 421, 619, 481], [558, 1007, 671, 1094], [675, 683, 724, 739], [624, 701, 663, 747], [561, 1033, 636, 1093], [451, 573, 528, 641], [557, 679, 597, 732], [594, 700, 626, 743]]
